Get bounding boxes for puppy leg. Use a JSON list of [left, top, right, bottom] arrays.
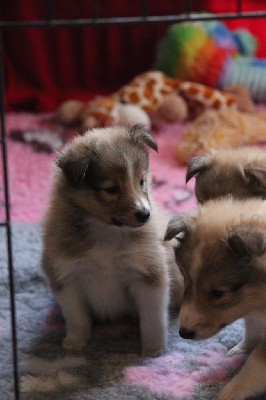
[[218, 344, 266, 400], [130, 281, 169, 357], [56, 284, 91, 350], [228, 317, 258, 356]]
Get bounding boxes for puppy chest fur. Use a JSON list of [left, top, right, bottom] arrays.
[[43, 218, 169, 321], [56, 256, 134, 321]]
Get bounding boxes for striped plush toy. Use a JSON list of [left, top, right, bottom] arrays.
[[58, 70, 248, 129], [156, 20, 266, 102]]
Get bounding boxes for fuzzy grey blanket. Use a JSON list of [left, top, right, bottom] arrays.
[[0, 223, 264, 400]]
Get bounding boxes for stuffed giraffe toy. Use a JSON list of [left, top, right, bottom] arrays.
[[57, 70, 252, 129], [117, 70, 238, 114]]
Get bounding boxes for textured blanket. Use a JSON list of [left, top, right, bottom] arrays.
[[0, 223, 250, 400], [0, 113, 265, 399]]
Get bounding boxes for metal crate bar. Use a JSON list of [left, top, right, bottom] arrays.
[[1, 10, 266, 30], [92, 0, 100, 20], [0, 30, 20, 400], [46, 0, 55, 21], [237, 0, 242, 14], [0, 221, 9, 227]]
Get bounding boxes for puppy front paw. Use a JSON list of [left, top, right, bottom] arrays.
[[62, 335, 88, 350], [140, 323, 167, 357], [141, 344, 165, 357]]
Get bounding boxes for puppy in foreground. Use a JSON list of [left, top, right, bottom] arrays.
[[42, 124, 183, 356], [165, 197, 266, 400], [186, 147, 266, 203]]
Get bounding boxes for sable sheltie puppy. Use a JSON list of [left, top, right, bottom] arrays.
[[165, 197, 266, 400], [42, 124, 183, 356], [186, 147, 266, 203]]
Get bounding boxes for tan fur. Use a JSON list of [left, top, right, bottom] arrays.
[[186, 146, 266, 203], [165, 197, 266, 399], [42, 125, 183, 356], [176, 109, 266, 164]]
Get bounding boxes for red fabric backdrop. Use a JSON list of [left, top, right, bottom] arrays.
[[2, 1, 266, 112]]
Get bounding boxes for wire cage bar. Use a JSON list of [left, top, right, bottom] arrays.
[[1, 9, 266, 29], [0, 31, 20, 399], [1, 1, 266, 399]]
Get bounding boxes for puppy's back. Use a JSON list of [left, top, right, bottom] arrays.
[[186, 147, 266, 203], [197, 197, 266, 234]]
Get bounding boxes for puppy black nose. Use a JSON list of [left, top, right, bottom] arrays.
[[134, 209, 150, 223], [179, 327, 196, 339]]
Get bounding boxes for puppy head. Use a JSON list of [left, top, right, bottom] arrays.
[[56, 124, 158, 227], [186, 147, 266, 203], [165, 198, 266, 340]]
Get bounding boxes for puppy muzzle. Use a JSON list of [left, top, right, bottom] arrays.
[[179, 323, 226, 340], [134, 209, 150, 223], [112, 205, 151, 227], [179, 327, 196, 339]]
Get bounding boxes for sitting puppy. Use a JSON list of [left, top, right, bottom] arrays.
[[42, 124, 183, 356], [186, 147, 266, 203], [165, 197, 266, 400]]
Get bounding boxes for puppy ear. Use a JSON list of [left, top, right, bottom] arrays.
[[129, 124, 158, 152], [227, 226, 266, 259], [244, 167, 266, 191], [186, 153, 214, 183], [164, 213, 195, 243], [56, 150, 90, 187]]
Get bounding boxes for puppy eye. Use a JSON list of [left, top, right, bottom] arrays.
[[256, 180, 263, 189], [231, 283, 244, 292], [140, 179, 145, 187], [208, 289, 225, 300], [105, 185, 120, 195]]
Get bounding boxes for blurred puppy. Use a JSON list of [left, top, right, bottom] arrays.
[[165, 197, 266, 400], [186, 147, 266, 203], [42, 124, 183, 356]]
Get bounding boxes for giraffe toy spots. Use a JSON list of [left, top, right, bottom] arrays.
[[117, 70, 238, 115]]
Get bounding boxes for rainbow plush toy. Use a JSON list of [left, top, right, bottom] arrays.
[[156, 20, 266, 102]]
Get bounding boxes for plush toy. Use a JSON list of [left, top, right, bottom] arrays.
[[57, 96, 152, 130], [57, 71, 189, 128], [57, 70, 247, 129], [202, 19, 257, 57], [156, 20, 266, 102], [224, 84, 255, 113], [116, 70, 188, 123], [176, 109, 266, 164], [117, 70, 240, 120]]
